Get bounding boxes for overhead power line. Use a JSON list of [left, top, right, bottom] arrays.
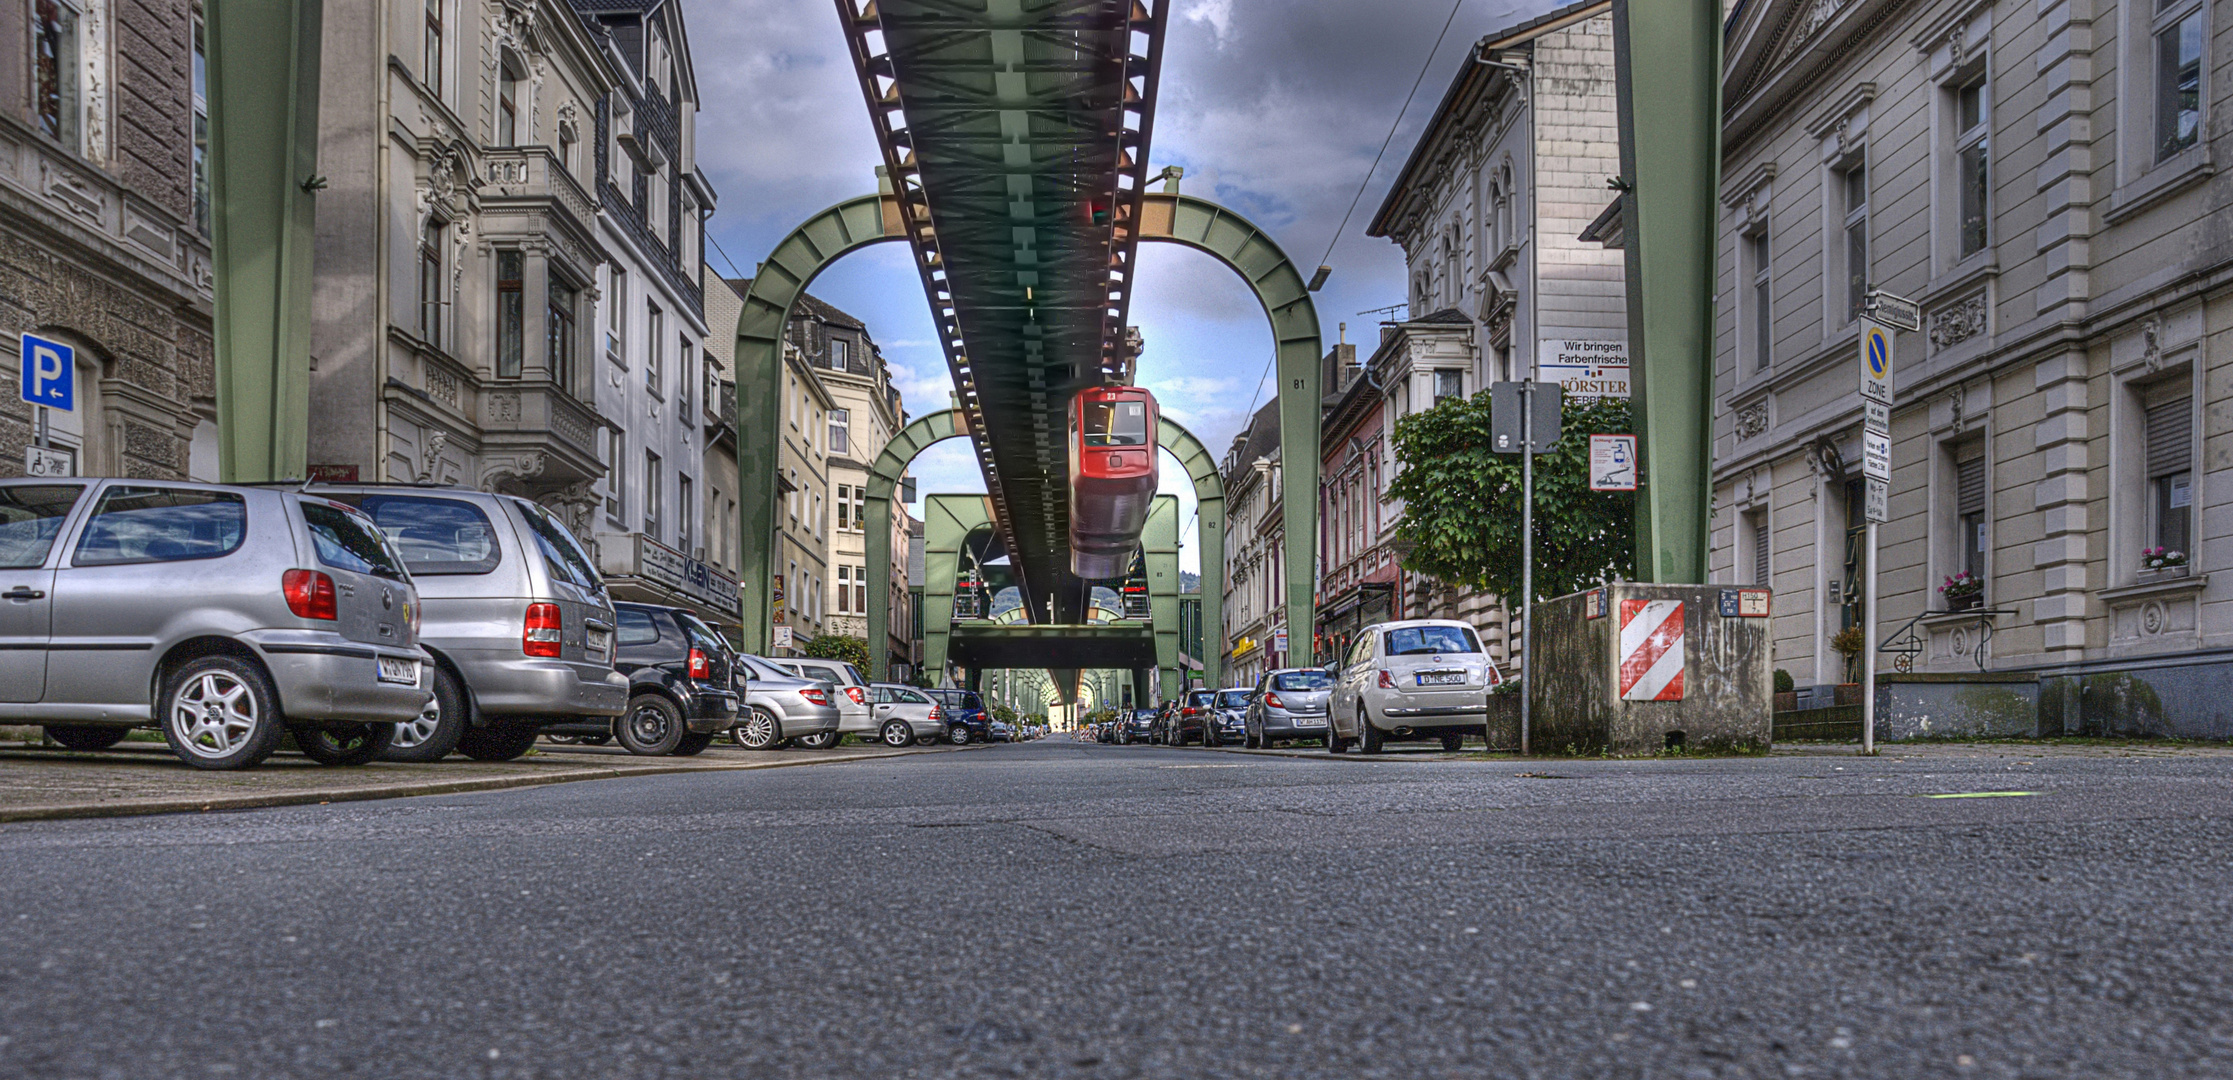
[[1313, 0, 1471, 274]]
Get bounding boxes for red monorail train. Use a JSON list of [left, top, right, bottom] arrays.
[[1068, 385, 1159, 580]]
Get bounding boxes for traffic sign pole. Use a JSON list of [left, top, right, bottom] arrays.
[[1520, 380, 1533, 758], [1855, 317, 1896, 756]]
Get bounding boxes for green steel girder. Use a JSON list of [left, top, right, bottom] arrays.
[[206, 0, 323, 482], [1613, 0, 1722, 583], [1138, 192, 1320, 663], [732, 193, 905, 653], [1142, 494, 1182, 703], [1157, 415, 1224, 692]]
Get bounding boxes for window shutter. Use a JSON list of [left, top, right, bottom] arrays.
[[1957, 455, 1986, 516], [2146, 397, 2192, 478], [1752, 520, 1770, 584]]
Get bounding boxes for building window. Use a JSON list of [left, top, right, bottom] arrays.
[[829, 409, 850, 457], [34, 0, 80, 147], [837, 566, 852, 615], [836, 484, 852, 531], [1746, 227, 1772, 372], [2156, 0, 2204, 161], [1955, 74, 1990, 258], [419, 222, 444, 348], [830, 339, 848, 370], [678, 339, 693, 417], [643, 451, 663, 541], [854, 564, 868, 615], [606, 269, 626, 362], [677, 474, 693, 553], [422, 0, 443, 97], [1956, 444, 1987, 586], [192, 19, 210, 238], [548, 276, 578, 393], [853, 487, 865, 534], [606, 427, 627, 519], [559, 123, 576, 177], [812, 492, 824, 539], [1747, 510, 1771, 585], [646, 304, 663, 395], [497, 58, 521, 146], [1432, 370, 1463, 403], [2146, 392, 2193, 552], [1841, 161, 1868, 322]]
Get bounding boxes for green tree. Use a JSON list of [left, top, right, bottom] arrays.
[[1386, 393, 1635, 603], [801, 634, 871, 672]]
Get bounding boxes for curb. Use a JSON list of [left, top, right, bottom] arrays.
[[0, 744, 963, 824]]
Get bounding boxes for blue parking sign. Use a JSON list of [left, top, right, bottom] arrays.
[[19, 332, 73, 411]]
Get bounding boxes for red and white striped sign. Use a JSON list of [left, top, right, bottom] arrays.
[[1618, 599, 1686, 701]]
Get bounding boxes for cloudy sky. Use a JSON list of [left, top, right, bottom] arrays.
[[691, 0, 1559, 570]]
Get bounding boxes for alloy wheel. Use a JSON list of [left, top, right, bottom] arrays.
[[391, 696, 442, 749], [734, 709, 780, 750], [171, 670, 258, 759]]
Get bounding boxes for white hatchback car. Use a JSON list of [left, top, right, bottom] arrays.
[[1326, 619, 1502, 754]]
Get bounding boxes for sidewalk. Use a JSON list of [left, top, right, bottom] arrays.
[[0, 738, 961, 823], [1196, 738, 2233, 762]]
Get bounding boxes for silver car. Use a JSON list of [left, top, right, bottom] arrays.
[[1245, 667, 1334, 747], [316, 485, 630, 762], [781, 658, 872, 748], [0, 479, 433, 770], [732, 654, 842, 749], [1326, 619, 1501, 754], [869, 683, 946, 746]]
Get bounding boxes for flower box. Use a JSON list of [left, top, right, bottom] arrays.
[[1945, 591, 1983, 611], [2137, 564, 2191, 585]]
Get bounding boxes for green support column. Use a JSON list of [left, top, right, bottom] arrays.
[[864, 410, 969, 680], [1140, 193, 1321, 669], [206, 0, 323, 482], [1157, 417, 1225, 693], [1145, 495, 1182, 704], [734, 194, 904, 653], [919, 495, 995, 686], [1611, 0, 1722, 583]]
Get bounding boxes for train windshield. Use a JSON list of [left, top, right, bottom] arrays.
[[1081, 399, 1149, 447]]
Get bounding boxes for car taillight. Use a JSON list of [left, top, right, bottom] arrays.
[[799, 688, 830, 706], [928, 706, 943, 720], [844, 685, 867, 705], [523, 603, 563, 658], [282, 569, 337, 621], [1182, 707, 1197, 716], [1377, 670, 1396, 689], [688, 647, 710, 680], [1265, 692, 1285, 709]]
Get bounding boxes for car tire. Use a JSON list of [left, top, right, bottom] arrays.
[[44, 724, 130, 751], [381, 664, 467, 762], [1440, 731, 1465, 752], [454, 719, 541, 762], [1205, 728, 1221, 748], [617, 694, 687, 756], [732, 708, 782, 750], [1359, 710, 1385, 755], [1243, 731, 1260, 749], [159, 655, 286, 770], [673, 731, 715, 757], [579, 732, 613, 746], [1326, 721, 1348, 754], [881, 719, 914, 747], [795, 729, 841, 750], [949, 726, 972, 746], [915, 730, 939, 747], [292, 722, 395, 766]]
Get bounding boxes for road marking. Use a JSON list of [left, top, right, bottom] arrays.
[[1157, 764, 1243, 769], [1921, 791, 2039, 799]]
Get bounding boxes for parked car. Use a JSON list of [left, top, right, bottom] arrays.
[[0, 479, 435, 770], [1094, 720, 1116, 743], [779, 658, 872, 748], [1162, 689, 1216, 745], [1122, 707, 1156, 744], [869, 682, 946, 746], [731, 654, 842, 750], [1246, 667, 1334, 747], [1326, 619, 1501, 754], [539, 603, 737, 756], [1202, 688, 1253, 746], [989, 720, 1014, 742], [316, 484, 629, 762], [921, 688, 992, 744]]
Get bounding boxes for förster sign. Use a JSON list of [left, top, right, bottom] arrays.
[[1536, 340, 1629, 399]]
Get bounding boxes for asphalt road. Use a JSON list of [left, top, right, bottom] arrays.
[[5, 741, 2232, 1079]]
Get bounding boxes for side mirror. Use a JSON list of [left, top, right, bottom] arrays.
[[1323, 664, 1340, 679]]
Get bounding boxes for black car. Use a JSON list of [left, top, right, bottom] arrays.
[[542, 603, 739, 756], [922, 688, 992, 744], [1201, 688, 1253, 746], [1122, 708, 1156, 744]]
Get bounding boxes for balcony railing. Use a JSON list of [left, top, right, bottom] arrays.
[[481, 147, 598, 237]]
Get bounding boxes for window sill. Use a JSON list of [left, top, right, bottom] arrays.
[[1924, 254, 1998, 303], [2099, 572, 2208, 604], [2106, 149, 2215, 224]]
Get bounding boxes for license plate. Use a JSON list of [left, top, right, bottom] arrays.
[[377, 657, 419, 685], [1418, 672, 1465, 686], [586, 628, 611, 657], [1293, 716, 1325, 725]]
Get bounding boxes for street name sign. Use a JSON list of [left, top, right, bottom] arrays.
[[1859, 321, 1893, 405], [19, 332, 73, 411], [1862, 289, 1922, 332], [1589, 434, 1638, 491]]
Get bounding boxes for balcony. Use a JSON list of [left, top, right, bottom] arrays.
[[481, 147, 598, 241], [478, 381, 606, 483]]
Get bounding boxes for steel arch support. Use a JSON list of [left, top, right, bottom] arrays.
[[207, 0, 323, 482], [1157, 416, 1225, 691], [735, 193, 905, 653], [865, 409, 970, 680], [1144, 495, 1183, 704], [1139, 193, 1320, 665]]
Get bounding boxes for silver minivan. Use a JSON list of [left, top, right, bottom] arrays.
[[0, 479, 433, 769], [315, 485, 629, 762]]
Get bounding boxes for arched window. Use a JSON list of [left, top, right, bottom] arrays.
[[497, 54, 523, 146], [1487, 180, 1504, 254]]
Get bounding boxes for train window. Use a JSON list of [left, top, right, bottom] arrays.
[[1082, 400, 1149, 447]]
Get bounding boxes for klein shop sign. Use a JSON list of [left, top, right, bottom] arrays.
[[1536, 339, 1629, 399], [637, 534, 741, 613]]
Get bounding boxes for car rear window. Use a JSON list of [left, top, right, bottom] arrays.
[[1272, 670, 1333, 691], [1385, 625, 1481, 655], [73, 486, 246, 565], [349, 495, 500, 575], [513, 500, 602, 593], [616, 607, 661, 646], [0, 484, 83, 569], [1217, 691, 1252, 709], [300, 501, 406, 579], [675, 612, 727, 653], [884, 686, 929, 704]]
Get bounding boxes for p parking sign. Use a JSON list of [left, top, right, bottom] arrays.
[[1859, 321, 1893, 405], [19, 332, 74, 411]]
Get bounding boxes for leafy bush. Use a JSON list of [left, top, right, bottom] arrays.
[[1773, 668, 1795, 694], [801, 634, 871, 671]]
